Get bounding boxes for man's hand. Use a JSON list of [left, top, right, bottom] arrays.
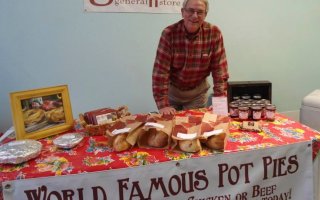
[[159, 106, 176, 115]]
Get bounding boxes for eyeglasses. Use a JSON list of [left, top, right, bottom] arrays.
[[183, 8, 206, 16]]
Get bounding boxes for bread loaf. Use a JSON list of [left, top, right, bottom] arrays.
[[178, 139, 201, 153], [146, 129, 168, 148], [113, 134, 132, 152], [205, 133, 226, 150]]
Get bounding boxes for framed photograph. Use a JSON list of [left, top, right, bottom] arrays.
[[10, 85, 74, 140]]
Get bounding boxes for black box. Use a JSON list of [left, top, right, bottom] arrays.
[[227, 80, 272, 104]]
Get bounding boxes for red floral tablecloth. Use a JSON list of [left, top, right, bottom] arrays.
[[1, 111, 320, 200]]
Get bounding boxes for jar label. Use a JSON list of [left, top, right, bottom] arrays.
[[239, 111, 249, 120], [266, 111, 275, 120], [253, 111, 262, 120]]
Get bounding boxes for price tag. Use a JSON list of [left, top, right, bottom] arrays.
[[212, 96, 228, 116]]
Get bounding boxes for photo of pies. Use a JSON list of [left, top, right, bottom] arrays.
[[21, 94, 66, 133]]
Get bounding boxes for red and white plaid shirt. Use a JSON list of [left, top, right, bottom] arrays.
[[152, 20, 229, 109]]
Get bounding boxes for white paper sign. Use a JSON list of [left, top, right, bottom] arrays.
[[212, 96, 228, 116]]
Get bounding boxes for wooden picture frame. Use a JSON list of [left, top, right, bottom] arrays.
[[10, 85, 74, 140]]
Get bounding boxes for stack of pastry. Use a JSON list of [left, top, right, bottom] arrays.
[[171, 115, 203, 153], [105, 115, 146, 152], [199, 113, 229, 150], [23, 109, 46, 126], [137, 114, 173, 149]]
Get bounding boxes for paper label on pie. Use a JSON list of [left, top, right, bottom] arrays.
[[112, 128, 131, 135], [203, 129, 224, 137], [145, 122, 164, 129], [177, 133, 197, 140]]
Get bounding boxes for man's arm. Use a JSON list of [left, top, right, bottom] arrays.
[[210, 26, 229, 96], [152, 29, 173, 109]]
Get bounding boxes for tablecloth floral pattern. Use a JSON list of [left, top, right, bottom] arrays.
[[1, 112, 320, 200]]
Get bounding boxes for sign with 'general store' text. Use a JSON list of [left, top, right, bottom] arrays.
[[84, 0, 183, 13]]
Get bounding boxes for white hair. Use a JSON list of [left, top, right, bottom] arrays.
[[182, 0, 209, 13]]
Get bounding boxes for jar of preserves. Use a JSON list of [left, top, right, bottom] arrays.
[[266, 105, 276, 121], [251, 105, 262, 120], [262, 99, 271, 105], [229, 103, 239, 118], [238, 106, 249, 120], [241, 94, 251, 100], [233, 96, 240, 101], [253, 94, 262, 100], [242, 100, 251, 105]]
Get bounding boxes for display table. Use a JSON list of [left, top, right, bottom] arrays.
[[1, 111, 320, 200]]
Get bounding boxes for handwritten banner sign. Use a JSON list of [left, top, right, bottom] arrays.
[[2, 141, 314, 200], [84, 0, 183, 13]]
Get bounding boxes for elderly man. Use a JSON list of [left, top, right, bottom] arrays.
[[152, 0, 229, 115]]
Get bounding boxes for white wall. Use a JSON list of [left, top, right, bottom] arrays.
[[1, 0, 320, 132]]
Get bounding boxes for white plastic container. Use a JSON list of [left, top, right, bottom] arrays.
[[300, 89, 320, 131]]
